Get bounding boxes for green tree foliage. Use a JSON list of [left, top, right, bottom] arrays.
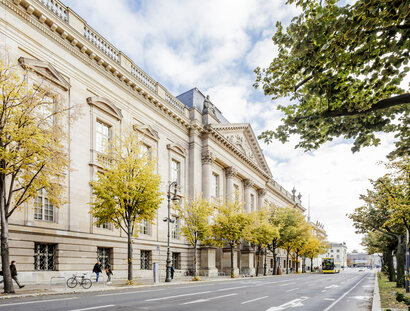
[[349, 157, 409, 287], [176, 194, 214, 278], [0, 57, 71, 293], [90, 130, 163, 281], [300, 231, 328, 273], [211, 200, 250, 278], [245, 207, 279, 275], [255, 0, 410, 157], [274, 207, 309, 274]]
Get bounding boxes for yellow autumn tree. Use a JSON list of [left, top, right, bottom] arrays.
[[0, 56, 70, 293], [90, 129, 163, 282], [176, 194, 214, 279], [212, 200, 250, 278]]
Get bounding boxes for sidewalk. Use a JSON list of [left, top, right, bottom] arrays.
[[0, 274, 264, 299]]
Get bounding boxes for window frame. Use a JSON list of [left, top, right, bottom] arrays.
[[140, 250, 151, 270], [34, 243, 56, 271], [34, 188, 55, 222]]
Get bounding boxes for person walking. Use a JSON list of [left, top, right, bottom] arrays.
[[93, 260, 102, 283], [105, 263, 113, 284], [170, 266, 175, 280], [0, 261, 25, 289]]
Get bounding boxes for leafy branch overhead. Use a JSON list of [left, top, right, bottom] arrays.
[[255, 0, 409, 157]]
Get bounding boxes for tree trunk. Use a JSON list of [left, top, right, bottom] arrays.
[[302, 256, 306, 273], [272, 247, 277, 275], [295, 250, 299, 273], [286, 248, 290, 274], [310, 256, 313, 272], [0, 169, 14, 294], [385, 249, 395, 282], [127, 228, 133, 281], [230, 244, 235, 278], [256, 245, 260, 277], [396, 235, 405, 288], [193, 241, 197, 277]]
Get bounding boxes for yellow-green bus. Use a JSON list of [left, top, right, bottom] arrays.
[[322, 258, 341, 274]]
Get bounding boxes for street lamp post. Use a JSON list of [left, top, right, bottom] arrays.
[[263, 247, 267, 276], [164, 182, 178, 283]]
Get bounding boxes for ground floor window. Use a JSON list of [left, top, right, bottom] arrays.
[[97, 247, 112, 269], [172, 252, 180, 269], [141, 250, 151, 270], [34, 243, 56, 271]]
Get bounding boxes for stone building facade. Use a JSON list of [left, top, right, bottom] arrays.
[[0, 0, 308, 282]]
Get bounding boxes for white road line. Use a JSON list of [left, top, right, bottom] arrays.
[[241, 296, 269, 304], [266, 296, 309, 311], [97, 289, 164, 296], [145, 290, 211, 302], [181, 293, 238, 305], [324, 298, 336, 301], [217, 286, 247, 291], [322, 275, 367, 311], [286, 288, 299, 292], [0, 297, 77, 307], [69, 305, 115, 311], [279, 283, 293, 287]]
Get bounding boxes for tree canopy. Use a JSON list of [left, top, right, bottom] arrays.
[[255, 0, 410, 157]]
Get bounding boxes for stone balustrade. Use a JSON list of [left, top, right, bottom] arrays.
[[165, 93, 185, 113], [130, 65, 156, 91], [36, 0, 67, 22], [84, 26, 119, 62]]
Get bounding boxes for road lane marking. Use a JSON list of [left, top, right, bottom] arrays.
[[279, 283, 293, 287], [322, 275, 367, 311], [325, 285, 339, 289], [241, 296, 269, 304], [266, 296, 309, 311], [324, 298, 335, 301], [145, 291, 211, 302], [286, 288, 299, 292], [321, 290, 327, 292], [217, 286, 247, 291], [182, 293, 238, 305], [69, 305, 115, 311], [0, 297, 77, 307], [97, 289, 165, 296]]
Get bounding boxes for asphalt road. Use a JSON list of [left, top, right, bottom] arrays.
[[0, 268, 375, 311]]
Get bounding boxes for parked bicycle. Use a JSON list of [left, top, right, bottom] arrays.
[[66, 274, 92, 289], [184, 269, 194, 276]]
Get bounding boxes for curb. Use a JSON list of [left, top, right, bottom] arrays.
[[372, 271, 381, 311]]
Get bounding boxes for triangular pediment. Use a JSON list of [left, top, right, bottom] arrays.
[[133, 124, 159, 141], [211, 123, 272, 177], [87, 96, 123, 120], [18, 57, 71, 91]]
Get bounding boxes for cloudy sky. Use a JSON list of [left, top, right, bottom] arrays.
[[63, 0, 397, 251]]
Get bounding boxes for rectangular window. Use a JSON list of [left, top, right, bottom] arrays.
[[171, 159, 180, 185], [34, 189, 54, 222], [172, 252, 180, 269], [34, 243, 56, 271], [140, 250, 151, 270], [95, 120, 111, 153], [96, 222, 110, 229], [37, 94, 55, 126], [211, 173, 219, 198], [171, 216, 180, 239], [97, 247, 112, 269], [250, 194, 255, 211], [140, 219, 151, 235], [141, 144, 152, 160]]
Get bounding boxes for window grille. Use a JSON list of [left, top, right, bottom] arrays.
[[34, 189, 54, 222], [140, 250, 151, 270], [172, 252, 180, 269], [97, 247, 111, 269], [34, 243, 56, 271]]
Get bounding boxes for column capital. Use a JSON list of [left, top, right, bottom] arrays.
[[258, 188, 267, 196], [201, 151, 215, 164], [244, 179, 255, 189], [225, 166, 238, 178]]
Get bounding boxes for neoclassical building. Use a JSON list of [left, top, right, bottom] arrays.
[[0, 0, 311, 282]]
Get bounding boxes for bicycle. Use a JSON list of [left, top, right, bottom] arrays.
[[66, 274, 92, 289]]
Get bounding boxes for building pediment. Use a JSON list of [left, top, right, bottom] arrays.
[[211, 123, 272, 177], [18, 57, 71, 91], [87, 96, 123, 120], [133, 124, 159, 141]]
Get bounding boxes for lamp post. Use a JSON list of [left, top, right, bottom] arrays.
[[164, 182, 178, 283], [263, 247, 267, 276]]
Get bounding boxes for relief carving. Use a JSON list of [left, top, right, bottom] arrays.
[[226, 166, 237, 178], [201, 151, 215, 164], [225, 134, 256, 163]]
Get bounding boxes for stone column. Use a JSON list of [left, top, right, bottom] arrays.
[[201, 151, 214, 200], [225, 166, 237, 202], [199, 246, 219, 277], [257, 188, 267, 210], [244, 179, 254, 212], [222, 248, 239, 276]]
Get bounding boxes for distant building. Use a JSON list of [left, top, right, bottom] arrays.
[[347, 251, 381, 267], [321, 242, 347, 268]]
